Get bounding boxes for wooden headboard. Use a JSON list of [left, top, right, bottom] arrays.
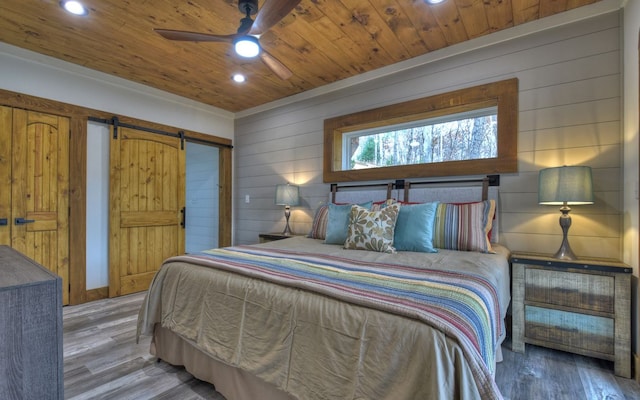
[[329, 175, 500, 242]]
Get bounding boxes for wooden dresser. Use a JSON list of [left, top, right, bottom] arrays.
[[0, 246, 64, 399], [511, 253, 632, 378]]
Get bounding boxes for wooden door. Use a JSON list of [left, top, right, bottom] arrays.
[[9, 108, 70, 305], [0, 106, 11, 246], [109, 127, 185, 297]]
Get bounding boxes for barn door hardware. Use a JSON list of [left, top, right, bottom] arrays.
[[112, 116, 119, 139], [88, 116, 233, 148], [180, 207, 186, 228], [15, 217, 35, 225], [0, 218, 7, 226]]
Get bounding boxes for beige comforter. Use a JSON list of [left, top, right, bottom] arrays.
[[138, 237, 509, 400]]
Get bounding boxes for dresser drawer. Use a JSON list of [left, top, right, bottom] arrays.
[[525, 306, 614, 355], [525, 268, 614, 313]]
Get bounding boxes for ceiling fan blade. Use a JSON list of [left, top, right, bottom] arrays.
[[249, 0, 302, 36], [155, 29, 236, 43], [260, 50, 293, 80]]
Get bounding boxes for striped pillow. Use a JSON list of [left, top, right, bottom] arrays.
[[307, 205, 329, 239], [433, 200, 496, 253]]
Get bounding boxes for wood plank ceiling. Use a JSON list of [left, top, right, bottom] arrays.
[[0, 0, 601, 113]]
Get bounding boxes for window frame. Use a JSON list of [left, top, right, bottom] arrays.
[[323, 78, 518, 183]]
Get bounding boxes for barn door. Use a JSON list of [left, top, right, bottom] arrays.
[[0, 106, 10, 246], [0, 107, 70, 304], [109, 126, 185, 297]]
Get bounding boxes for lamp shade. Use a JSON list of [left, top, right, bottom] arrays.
[[275, 184, 300, 206], [538, 166, 594, 205]]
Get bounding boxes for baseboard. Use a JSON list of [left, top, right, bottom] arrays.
[[86, 286, 109, 302]]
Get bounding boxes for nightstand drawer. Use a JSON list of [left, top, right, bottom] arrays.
[[525, 268, 614, 313], [525, 306, 614, 355]]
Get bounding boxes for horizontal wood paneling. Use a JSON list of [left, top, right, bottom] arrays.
[[519, 121, 621, 152], [502, 233, 620, 257], [234, 11, 622, 259], [0, 1, 608, 112]]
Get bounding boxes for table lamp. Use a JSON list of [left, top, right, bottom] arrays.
[[538, 165, 594, 260], [275, 183, 300, 235]]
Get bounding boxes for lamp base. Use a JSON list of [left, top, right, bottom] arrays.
[[553, 205, 577, 260], [282, 206, 293, 236], [553, 238, 577, 260]]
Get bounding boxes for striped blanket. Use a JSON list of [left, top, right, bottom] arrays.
[[179, 245, 504, 399]]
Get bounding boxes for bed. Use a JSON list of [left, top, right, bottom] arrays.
[[137, 177, 509, 400]]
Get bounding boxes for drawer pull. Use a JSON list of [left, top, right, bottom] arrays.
[[555, 326, 579, 333], [554, 287, 579, 295]]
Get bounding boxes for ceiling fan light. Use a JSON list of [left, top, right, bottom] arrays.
[[234, 36, 260, 58], [424, 0, 446, 4], [60, 1, 89, 16]]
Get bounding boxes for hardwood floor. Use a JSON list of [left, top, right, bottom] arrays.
[[63, 292, 224, 400], [63, 292, 640, 400]]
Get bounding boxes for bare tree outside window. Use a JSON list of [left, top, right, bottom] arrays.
[[346, 108, 497, 170]]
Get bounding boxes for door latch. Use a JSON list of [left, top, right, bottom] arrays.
[[15, 217, 36, 225], [0, 218, 7, 226]]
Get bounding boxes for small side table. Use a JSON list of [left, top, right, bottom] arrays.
[[510, 252, 632, 378], [259, 232, 301, 243]]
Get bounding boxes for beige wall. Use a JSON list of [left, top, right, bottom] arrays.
[[235, 11, 623, 264]]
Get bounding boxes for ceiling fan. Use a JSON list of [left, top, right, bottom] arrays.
[[155, 0, 301, 80]]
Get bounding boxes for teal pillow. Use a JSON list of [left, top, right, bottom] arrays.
[[394, 202, 439, 252], [324, 201, 373, 244]]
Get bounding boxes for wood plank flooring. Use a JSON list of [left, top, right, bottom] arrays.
[[63, 292, 640, 400]]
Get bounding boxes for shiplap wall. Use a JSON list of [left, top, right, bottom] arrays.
[[234, 11, 623, 260]]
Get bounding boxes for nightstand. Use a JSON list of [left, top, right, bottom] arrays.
[[510, 252, 632, 378], [259, 233, 300, 243]]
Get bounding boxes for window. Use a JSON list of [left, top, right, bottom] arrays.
[[324, 78, 518, 182], [345, 106, 498, 170]]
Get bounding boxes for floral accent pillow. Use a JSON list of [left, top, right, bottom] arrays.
[[344, 203, 400, 253]]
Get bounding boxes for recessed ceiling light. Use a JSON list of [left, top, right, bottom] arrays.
[[424, 0, 446, 4], [60, 1, 89, 16], [232, 74, 246, 83]]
